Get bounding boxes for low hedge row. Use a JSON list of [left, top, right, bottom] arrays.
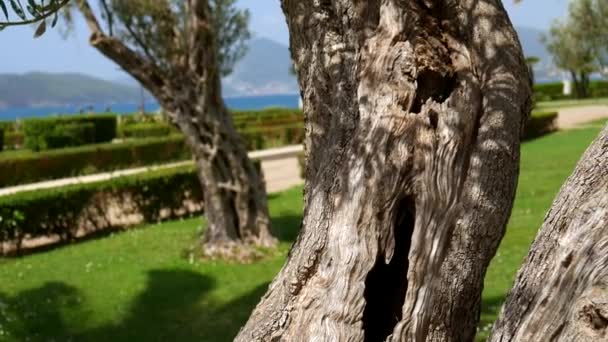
[[0, 135, 191, 187], [241, 124, 305, 150], [0, 166, 203, 253], [523, 111, 558, 140], [4, 132, 24, 149], [23, 115, 117, 151], [534, 80, 608, 101], [119, 122, 176, 139]]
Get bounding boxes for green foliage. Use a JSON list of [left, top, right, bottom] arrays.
[[22, 115, 117, 151], [3, 132, 24, 149], [533, 80, 608, 101], [0, 127, 4, 152], [240, 124, 304, 150], [0, 0, 68, 35], [0, 135, 191, 187], [523, 111, 558, 140], [543, 0, 608, 98], [210, 0, 251, 76], [119, 122, 176, 139], [0, 166, 203, 250], [73, 0, 250, 77]]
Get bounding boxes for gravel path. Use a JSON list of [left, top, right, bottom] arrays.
[[557, 105, 608, 129]]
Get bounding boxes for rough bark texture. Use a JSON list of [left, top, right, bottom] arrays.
[[237, 0, 531, 341], [489, 125, 608, 342], [77, 0, 276, 257]]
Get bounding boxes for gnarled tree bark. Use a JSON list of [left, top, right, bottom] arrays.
[[237, 0, 531, 341], [489, 125, 608, 342], [76, 0, 276, 258]]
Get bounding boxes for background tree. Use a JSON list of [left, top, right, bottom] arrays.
[[237, 0, 532, 340], [544, 0, 601, 98], [71, 0, 276, 259], [525, 56, 540, 86], [570, 0, 608, 77]]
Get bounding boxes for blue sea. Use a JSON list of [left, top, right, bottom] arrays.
[[0, 94, 301, 121]]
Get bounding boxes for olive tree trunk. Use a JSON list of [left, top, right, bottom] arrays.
[[237, 0, 531, 341], [489, 125, 608, 342], [77, 0, 276, 258]]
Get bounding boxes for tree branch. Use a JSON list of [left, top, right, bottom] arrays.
[[0, 0, 71, 27], [76, 0, 169, 103]]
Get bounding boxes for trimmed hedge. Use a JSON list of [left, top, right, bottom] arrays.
[[0, 160, 266, 253], [241, 124, 305, 150], [523, 111, 558, 140], [534, 80, 608, 101], [3, 132, 24, 150], [0, 166, 203, 252], [23, 115, 117, 151], [119, 122, 175, 139], [0, 135, 191, 187]]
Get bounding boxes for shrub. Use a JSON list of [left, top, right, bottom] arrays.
[[523, 111, 558, 140], [0, 166, 203, 252], [0, 135, 191, 187], [534, 82, 566, 102], [240, 124, 304, 150], [534, 80, 608, 101], [119, 122, 175, 139], [46, 122, 96, 150], [23, 115, 117, 151], [4, 132, 24, 149], [0, 128, 4, 152]]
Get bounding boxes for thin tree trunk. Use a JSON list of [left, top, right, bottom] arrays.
[[76, 0, 276, 259], [489, 125, 608, 342], [237, 0, 531, 341]]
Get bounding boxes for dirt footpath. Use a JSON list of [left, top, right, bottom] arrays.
[[557, 105, 608, 129]]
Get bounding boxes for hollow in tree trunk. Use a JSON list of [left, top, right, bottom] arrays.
[[489, 125, 608, 342], [237, 0, 531, 340]]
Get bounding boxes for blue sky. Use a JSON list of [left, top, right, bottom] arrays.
[[0, 0, 569, 80]]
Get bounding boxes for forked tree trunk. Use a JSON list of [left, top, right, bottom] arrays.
[[489, 125, 608, 342], [237, 0, 531, 341], [77, 0, 276, 258]]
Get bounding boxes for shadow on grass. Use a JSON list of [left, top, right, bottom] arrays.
[[0, 270, 270, 342], [271, 214, 302, 243], [478, 296, 505, 332]]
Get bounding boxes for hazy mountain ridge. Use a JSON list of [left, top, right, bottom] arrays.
[[0, 72, 142, 109], [1, 29, 556, 109]]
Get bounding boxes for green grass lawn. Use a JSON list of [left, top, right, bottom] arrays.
[[0, 125, 604, 341]]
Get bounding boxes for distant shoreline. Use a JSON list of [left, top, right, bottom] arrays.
[[0, 94, 301, 121]]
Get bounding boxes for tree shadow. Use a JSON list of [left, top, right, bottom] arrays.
[[0, 282, 83, 341], [271, 214, 302, 243], [478, 294, 507, 331], [0, 270, 270, 342]]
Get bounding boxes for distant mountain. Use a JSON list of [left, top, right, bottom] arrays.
[[0, 72, 142, 110], [111, 38, 299, 97], [223, 38, 298, 97]]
